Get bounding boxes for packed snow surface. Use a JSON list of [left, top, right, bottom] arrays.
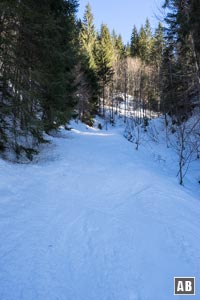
[[0, 118, 199, 300]]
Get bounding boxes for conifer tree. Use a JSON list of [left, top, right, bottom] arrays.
[[78, 3, 99, 122], [80, 3, 97, 69], [114, 34, 125, 57], [39, 0, 78, 132], [95, 24, 114, 116], [138, 25, 147, 62], [138, 19, 153, 63], [130, 25, 139, 57], [153, 22, 164, 68]]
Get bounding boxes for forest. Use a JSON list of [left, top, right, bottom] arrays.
[[0, 0, 200, 182]]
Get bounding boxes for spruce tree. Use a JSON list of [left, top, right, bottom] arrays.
[[138, 19, 153, 63], [39, 0, 78, 133], [95, 24, 114, 116], [130, 25, 139, 57], [153, 22, 164, 68], [80, 3, 97, 69], [79, 3, 99, 122], [113, 34, 125, 57], [138, 25, 147, 62]]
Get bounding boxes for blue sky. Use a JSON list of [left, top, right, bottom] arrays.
[[77, 0, 162, 44]]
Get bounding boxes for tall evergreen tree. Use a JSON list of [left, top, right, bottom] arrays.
[[114, 34, 125, 57], [80, 3, 97, 69], [95, 24, 114, 115], [138, 25, 147, 62], [153, 22, 164, 64], [78, 3, 99, 123], [138, 19, 153, 63], [130, 25, 139, 57], [40, 0, 78, 132]]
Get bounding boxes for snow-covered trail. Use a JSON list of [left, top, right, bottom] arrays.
[[0, 122, 200, 300]]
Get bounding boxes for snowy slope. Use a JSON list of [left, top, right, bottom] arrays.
[[0, 119, 199, 300]]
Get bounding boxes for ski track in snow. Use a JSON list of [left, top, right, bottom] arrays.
[[0, 120, 200, 300]]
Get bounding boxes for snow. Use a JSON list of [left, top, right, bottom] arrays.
[[0, 117, 199, 300]]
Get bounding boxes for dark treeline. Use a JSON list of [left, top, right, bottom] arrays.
[[0, 0, 79, 160], [161, 0, 200, 117], [0, 0, 199, 162]]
